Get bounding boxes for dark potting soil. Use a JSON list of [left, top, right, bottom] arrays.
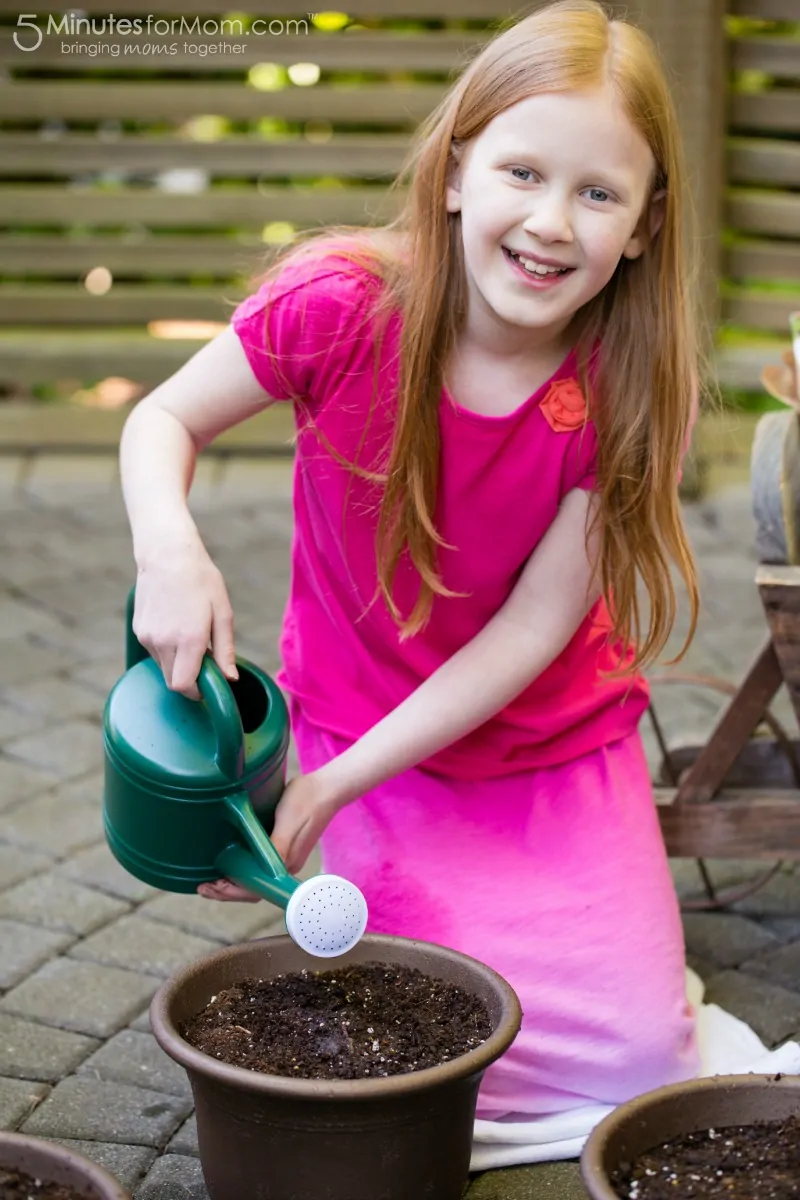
[[611, 1114, 800, 1198], [0, 1167, 84, 1200], [181, 962, 492, 1080]]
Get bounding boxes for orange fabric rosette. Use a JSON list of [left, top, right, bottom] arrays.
[[539, 378, 587, 432]]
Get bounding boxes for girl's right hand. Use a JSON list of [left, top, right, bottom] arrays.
[[132, 540, 238, 701]]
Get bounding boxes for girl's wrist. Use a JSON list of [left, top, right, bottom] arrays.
[[133, 516, 202, 570], [312, 752, 363, 812]]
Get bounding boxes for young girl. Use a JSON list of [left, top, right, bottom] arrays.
[[121, 0, 702, 1120]]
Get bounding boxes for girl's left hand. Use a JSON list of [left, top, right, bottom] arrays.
[[197, 772, 343, 902]]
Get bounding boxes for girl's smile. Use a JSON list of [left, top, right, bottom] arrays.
[[502, 246, 575, 288]]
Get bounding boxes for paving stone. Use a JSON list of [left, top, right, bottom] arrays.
[[0, 1077, 49, 1131], [0, 788, 104, 857], [0, 873, 129, 935], [78, 1030, 192, 1098], [685, 953, 716, 983], [57, 842, 160, 903], [0, 597, 66, 641], [53, 1139, 156, 1191], [136, 1154, 210, 1200], [739, 941, 800, 994], [682, 912, 779, 969], [1, 677, 102, 722], [55, 769, 105, 808], [0, 919, 74, 988], [17, 523, 124, 570], [0, 756, 58, 813], [466, 1162, 586, 1198], [70, 914, 220, 978], [0, 1012, 98, 1082], [0, 545, 65, 590], [761, 916, 800, 942], [703, 970, 800, 1047], [22, 1075, 191, 1147], [168, 1114, 198, 1157], [130, 1009, 153, 1033], [0, 701, 49, 744], [0, 958, 159, 1038], [733, 869, 800, 919], [4, 719, 102, 779], [0, 842, 51, 890], [140, 891, 283, 943], [41, 615, 127, 664], [68, 656, 127, 699], [20, 574, 130, 625]]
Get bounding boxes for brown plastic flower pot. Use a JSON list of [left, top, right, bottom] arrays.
[[580, 1072, 800, 1199], [150, 933, 521, 1200], [0, 1131, 130, 1198]]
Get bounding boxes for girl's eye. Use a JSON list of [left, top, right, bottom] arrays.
[[509, 167, 536, 182], [584, 187, 612, 203]]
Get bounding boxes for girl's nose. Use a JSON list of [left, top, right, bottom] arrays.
[[522, 195, 574, 244]]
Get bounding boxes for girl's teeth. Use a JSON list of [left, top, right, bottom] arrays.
[[510, 251, 564, 276], [524, 260, 559, 275]]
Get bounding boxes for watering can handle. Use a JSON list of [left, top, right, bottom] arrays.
[[125, 585, 245, 782]]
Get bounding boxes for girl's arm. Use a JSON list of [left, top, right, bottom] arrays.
[[320, 486, 602, 805], [120, 327, 275, 697]]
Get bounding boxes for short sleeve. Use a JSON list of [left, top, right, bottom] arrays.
[[230, 252, 371, 402]]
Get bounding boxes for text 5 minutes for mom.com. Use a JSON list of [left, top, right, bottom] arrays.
[[13, 13, 311, 53]]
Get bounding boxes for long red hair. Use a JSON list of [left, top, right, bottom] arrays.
[[255, 0, 700, 671]]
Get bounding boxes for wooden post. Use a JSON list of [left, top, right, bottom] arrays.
[[607, 0, 728, 352], [758, 565, 800, 730]]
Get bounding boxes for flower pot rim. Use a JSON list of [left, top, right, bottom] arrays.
[[580, 1072, 800, 1200], [0, 1130, 130, 1198], [150, 932, 522, 1100]]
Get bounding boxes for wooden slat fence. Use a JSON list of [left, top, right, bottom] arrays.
[[721, 1, 800, 388], [0, 0, 776, 399], [0, 6, 491, 392]]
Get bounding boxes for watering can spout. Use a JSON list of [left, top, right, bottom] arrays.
[[220, 793, 369, 957], [215, 841, 368, 957]]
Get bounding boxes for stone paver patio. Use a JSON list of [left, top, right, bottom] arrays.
[[1, 453, 799, 1198]]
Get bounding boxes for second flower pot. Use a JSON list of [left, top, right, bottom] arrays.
[[580, 1072, 800, 1199], [150, 933, 521, 1200], [0, 1131, 130, 1198]]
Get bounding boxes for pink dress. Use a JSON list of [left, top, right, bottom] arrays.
[[230, 247, 700, 1118]]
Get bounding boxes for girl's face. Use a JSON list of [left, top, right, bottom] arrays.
[[446, 84, 661, 355]]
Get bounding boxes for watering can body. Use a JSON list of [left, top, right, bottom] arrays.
[[103, 590, 292, 901]]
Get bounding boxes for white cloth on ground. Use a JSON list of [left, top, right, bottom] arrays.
[[470, 967, 800, 1171]]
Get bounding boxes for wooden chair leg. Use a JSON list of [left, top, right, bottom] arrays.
[[674, 637, 784, 804]]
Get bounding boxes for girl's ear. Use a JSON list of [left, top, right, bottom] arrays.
[[622, 188, 667, 261], [445, 144, 465, 214], [445, 168, 462, 213]]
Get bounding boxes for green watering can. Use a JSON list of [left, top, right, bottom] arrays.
[[102, 589, 368, 957]]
